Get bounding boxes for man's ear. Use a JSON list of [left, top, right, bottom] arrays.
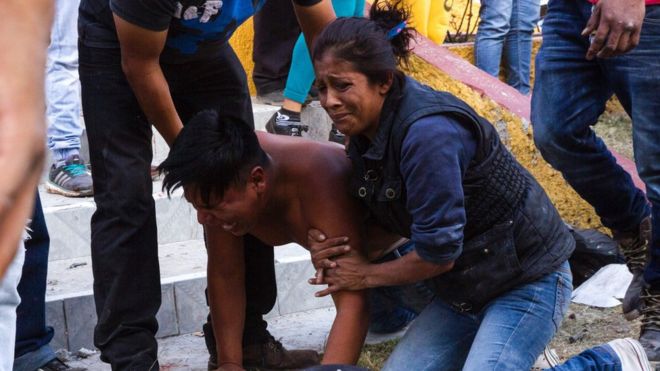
[[249, 166, 267, 193]]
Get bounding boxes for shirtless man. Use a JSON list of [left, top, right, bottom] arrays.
[[159, 110, 404, 370]]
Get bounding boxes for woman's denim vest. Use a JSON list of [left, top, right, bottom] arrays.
[[347, 77, 575, 312]]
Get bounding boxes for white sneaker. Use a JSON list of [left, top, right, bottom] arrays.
[[608, 338, 652, 371], [531, 346, 560, 370]]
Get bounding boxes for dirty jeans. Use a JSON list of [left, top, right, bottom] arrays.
[[46, 0, 83, 162], [0, 244, 25, 371], [382, 261, 572, 370], [475, 0, 540, 94], [532, 0, 660, 285]]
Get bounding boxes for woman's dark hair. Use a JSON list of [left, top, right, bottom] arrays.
[[312, 0, 413, 86], [159, 110, 268, 205]]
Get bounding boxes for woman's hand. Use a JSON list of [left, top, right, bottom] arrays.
[[309, 253, 371, 297], [307, 228, 352, 284]]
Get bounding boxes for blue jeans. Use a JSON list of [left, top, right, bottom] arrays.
[[46, 0, 83, 161], [369, 242, 436, 332], [475, 0, 540, 94], [382, 261, 572, 370], [531, 0, 660, 285], [283, 0, 364, 104], [551, 345, 622, 371], [13, 194, 57, 371]]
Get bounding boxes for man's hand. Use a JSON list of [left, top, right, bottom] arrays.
[[307, 228, 351, 284], [310, 253, 371, 297], [582, 0, 645, 60]]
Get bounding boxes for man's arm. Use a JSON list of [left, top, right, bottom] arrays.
[[293, 0, 336, 50], [206, 227, 246, 370], [582, 0, 645, 60], [113, 15, 183, 146], [0, 0, 52, 277], [302, 153, 369, 364]]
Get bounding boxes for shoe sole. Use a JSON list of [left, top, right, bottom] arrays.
[[45, 181, 93, 197]]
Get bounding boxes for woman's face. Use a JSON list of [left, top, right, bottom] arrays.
[[314, 53, 392, 139]]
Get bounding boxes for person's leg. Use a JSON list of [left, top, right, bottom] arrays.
[[531, 0, 649, 235], [252, 0, 300, 101], [503, 0, 539, 94], [271, 0, 364, 138], [46, 0, 82, 161], [0, 244, 24, 371], [13, 194, 57, 371], [462, 262, 572, 370], [79, 43, 160, 370], [601, 6, 660, 360], [382, 298, 478, 371], [45, 0, 92, 198], [475, 0, 514, 77], [550, 338, 652, 371]]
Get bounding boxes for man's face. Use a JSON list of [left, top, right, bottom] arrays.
[[184, 183, 260, 236]]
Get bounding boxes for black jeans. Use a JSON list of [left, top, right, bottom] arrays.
[[252, 0, 300, 95], [79, 42, 277, 370]]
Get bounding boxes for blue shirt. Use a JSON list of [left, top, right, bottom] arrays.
[[400, 114, 476, 264], [80, 0, 321, 62]]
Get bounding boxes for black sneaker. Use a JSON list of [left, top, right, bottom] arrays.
[[265, 110, 309, 137], [328, 124, 346, 145], [46, 154, 93, 197], [616, 216, 652, 321], [38, 357, 86, 371]]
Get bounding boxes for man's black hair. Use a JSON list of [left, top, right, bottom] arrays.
[[159, 110, 268, 205]]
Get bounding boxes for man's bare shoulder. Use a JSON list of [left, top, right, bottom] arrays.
[[258, 132, 351, 183]]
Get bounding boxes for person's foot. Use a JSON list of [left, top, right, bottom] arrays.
[[615, 216, 651, 320], [265, 109, 309, 137], [45, 154, 93, 197], [606, 338, 652, 371], [328, 124, 346, 145], [207, 334, 320, 370], [38, 357, 87, 371], [640, 287, 660, 363], [530, 346, 560, 370]]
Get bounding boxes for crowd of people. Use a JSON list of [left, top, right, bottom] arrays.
[[0, 0, 658, 370]]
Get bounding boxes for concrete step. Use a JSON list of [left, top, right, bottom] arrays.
[[41, 181, 202, 262], [46, 240, 333, 352]]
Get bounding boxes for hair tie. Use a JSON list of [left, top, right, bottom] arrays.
[[386, 21, 407, 40]]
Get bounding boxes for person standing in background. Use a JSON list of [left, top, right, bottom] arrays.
[[475, 0, 540, 94]]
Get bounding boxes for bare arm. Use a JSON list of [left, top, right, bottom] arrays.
[[302, 155, 369, 364], [206, 227, 246, 368], [293, 0, 336, 50], [0, 0, 52, 277], [113, 15, 182, 146]]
